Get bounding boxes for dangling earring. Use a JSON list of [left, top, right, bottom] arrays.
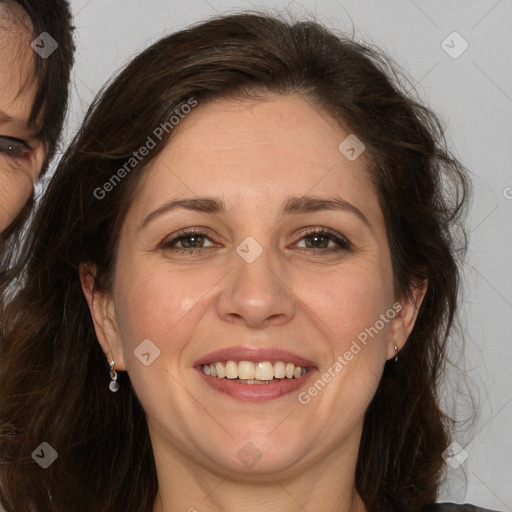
[[394, 344, 399, 363], [109, 360, 119, 392]]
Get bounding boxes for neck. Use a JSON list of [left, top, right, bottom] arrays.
[[151, 436, 367, 512], [154, 489, 365, 512]]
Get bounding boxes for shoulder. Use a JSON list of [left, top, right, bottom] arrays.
[[422, 503, 502, 512]]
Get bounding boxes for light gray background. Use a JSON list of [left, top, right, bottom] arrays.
[[57, 1, 512, 509]]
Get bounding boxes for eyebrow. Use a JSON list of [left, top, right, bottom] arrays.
[[0, 111, 21, 124], [282, 196, 371, 228], [0, 110, 39, 139], [138, 195, 371, 231], [138, 197, 225, 231], [0, 111, 13, 122]]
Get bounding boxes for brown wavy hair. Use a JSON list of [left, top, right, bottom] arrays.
[[0, 12, 470, 512]]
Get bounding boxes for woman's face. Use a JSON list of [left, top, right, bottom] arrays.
[[87, 94, 422, 478], [0, 6, 45, 232]]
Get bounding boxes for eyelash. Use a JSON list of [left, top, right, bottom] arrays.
[[0, 136, 31, 159], [159, 227, 352, 254]]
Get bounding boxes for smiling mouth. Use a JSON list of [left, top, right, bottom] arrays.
[[201, 360, 308, 384]]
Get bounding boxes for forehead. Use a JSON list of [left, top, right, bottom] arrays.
[[128, 94, 384, 230], [0, 4, 37, 127], [154, 96, 374, 194]]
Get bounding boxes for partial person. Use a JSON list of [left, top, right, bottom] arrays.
[[0, 0, 74, 265]]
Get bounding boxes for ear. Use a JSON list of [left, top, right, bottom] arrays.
[[387, 279, 428, 360], [79, 263, 126, 370]]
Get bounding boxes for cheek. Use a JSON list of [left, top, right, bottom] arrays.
[[298, 263, 394, 353], [113, 261, 218, 367], [297, 269, 394, 414], [0, 168, 33, 231]]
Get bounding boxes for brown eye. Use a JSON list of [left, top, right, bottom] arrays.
[[160, 229, 217, 252], [295, 228, 352, 252], [179, 235, 206, 248], [0, 136, 31, 159], [304, 234, 330, 249]]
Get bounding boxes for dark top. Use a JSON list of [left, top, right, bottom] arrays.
[[423, 503, 501, 512]]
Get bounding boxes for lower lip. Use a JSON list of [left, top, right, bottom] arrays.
[[196, 368, 316, 402]]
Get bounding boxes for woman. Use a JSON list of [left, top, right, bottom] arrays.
[[0, 0, 74, 263], [0, 12, 496, 512]]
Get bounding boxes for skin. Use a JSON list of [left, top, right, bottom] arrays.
[[0, 5, 45, 233], [82, 94, 426, 512]]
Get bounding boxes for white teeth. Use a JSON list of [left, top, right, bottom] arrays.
[[238, 361, 255, 380], [273, 361, 286, 379], [201, 360, 308, 381], [255, 361, 274, 381], [237, 379, 271, 384], [215, 361, 226, 378], [225, 360, 238, 379]]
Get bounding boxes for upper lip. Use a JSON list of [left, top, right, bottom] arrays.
[[193, 346, 317, 368]]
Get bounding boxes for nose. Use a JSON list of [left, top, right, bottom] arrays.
[[216, 244, 296, 328]]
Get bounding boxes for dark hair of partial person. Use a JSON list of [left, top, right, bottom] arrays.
[[0, 0, 75, 277], [0, 12, 470, 512]]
